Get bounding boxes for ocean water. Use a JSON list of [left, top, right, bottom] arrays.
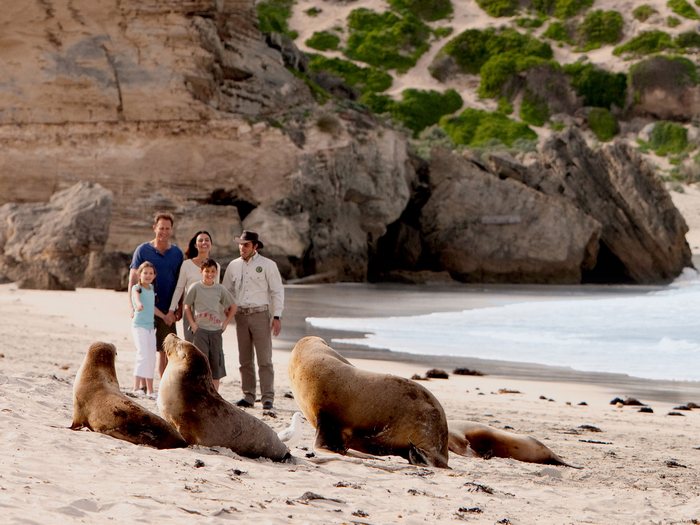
[[306, 269, 700, 382]]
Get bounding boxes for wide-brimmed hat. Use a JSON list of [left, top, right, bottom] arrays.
[[235, 230, 264, 249]]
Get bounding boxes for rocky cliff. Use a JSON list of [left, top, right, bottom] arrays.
[[0, 0, 692, 289]]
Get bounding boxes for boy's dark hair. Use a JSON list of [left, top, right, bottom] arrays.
[[201, 258, 218, 270]]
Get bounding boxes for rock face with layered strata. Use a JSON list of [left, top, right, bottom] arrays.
[[0, 1, 692, 287]]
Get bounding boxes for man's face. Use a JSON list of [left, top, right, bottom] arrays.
[[239, 241, 255, 260], [153, 219, 173, 242]]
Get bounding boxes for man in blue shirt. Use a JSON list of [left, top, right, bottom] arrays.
[[128, 211, 184, 378]]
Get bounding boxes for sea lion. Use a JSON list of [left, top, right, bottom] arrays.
[[158, 334, 291, 462], [288, 336, 450, 468], [447, 420, 580, 468], [71, 341, 187, 449]]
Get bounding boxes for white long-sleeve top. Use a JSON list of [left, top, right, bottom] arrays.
[[222, 252, 284, 318], [169, 259, 221, 312]]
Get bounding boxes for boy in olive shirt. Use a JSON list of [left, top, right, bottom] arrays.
[[184, 258, 236, 390]]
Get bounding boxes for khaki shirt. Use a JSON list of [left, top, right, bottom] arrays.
[[222, 252, 284, 318]]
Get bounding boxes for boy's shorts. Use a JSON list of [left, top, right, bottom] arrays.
[[192, 328, 226, 380]]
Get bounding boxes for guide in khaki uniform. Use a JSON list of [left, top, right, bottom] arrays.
[[222, 231, 284, 410]]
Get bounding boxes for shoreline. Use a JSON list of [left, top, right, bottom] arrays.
[[278, 282, 700, 405], [2, 281, 698, 404]]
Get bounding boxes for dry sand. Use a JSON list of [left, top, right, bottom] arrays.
[[1, 282, 699, 524]]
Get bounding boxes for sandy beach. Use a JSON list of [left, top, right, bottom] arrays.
[[1, 282, 699, 524]]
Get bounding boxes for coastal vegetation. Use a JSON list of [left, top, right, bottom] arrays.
[[577, 10, 624, 50], [305, 31, 340, 51], [667, 0, 700, 20], [345, 8, 431, 72], [587, 108, 618, 142], [366, 89, 463, 136], [388, 0, 453, 21], [564, 63, 627, 109], [259, 0, 700, 179], [632, 4, 657, 21], [613, 30, 675, 57], [441, 108, 537, 147], [641, 121, 690, 156]]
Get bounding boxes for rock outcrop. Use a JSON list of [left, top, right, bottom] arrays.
[[377, 129, 691, 284], [418, 149, 601, 283], [0, 182, 116, 289]]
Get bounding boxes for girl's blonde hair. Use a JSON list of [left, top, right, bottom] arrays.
[[137, 261, 156, 285]]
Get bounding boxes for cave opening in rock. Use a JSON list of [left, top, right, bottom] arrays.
[[582, 241, 633, 284], [203, 189, 257, 220]]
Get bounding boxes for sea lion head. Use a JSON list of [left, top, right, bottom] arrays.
[[77, 341, 119, 387], [163, 334, 210, 374]]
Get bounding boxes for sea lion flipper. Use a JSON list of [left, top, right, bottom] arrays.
[[314, 412, 347, 454]]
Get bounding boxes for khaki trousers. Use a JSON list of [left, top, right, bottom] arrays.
[[235, 311, 274, 404]]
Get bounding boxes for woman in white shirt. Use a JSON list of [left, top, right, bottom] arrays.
[[169, 230, 221, 341]]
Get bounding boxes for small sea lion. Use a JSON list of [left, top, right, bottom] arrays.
[[447, 420, 580, 468], [288, 336, 450, 468], [158, 334, 291, 462], [71, 341, 187, 449]]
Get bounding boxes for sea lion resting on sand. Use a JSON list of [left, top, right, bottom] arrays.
[[158, 334, 291, 462], [71, 342, 187, 449], [448, 420, 580, 468], [289, 336, 450, 468]]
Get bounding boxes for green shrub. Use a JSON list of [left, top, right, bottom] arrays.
[[676, 30, 700, 49], [634, 5, 658, 22], [515, 17, 545, 28], [478, 54, 518, 98], [532, 0, 593, 18], [345, 8, 431, 72], [531, 0, 556, 14], [588, 108, 618, 141], [257, 0, 298, 38], [478, 53, 551, 99], [305, 31, 341, 51], [578, 10, 624, 51], [613, 31, 675, 57], [305, 7, 322, 17], [434, 26, 453, 38], [498, 97, 514, 114], [629, 56, 699, 96], [520, 90, 550, 126], [647, 121, 689, 155], [667, 0, 700, 20], [554, 0, 594, 18], [308, 55, 393, 96], [441, 27, 552, 75], [388, 0, 453, 21], [632, 4, 657, 21], [543, 21, 573, 44], [440, 108, 537, 147], [475, 0, 519, 17], [667, 16, 682, 27], [564, 63, 627, 109], [362, 92, 394, 113], [384, 89, 463, 136]]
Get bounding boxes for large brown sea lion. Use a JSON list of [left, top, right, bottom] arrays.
[[71, 341, 187, 449], [447, 420, 580, 468], [158, 334, 291, 462], [288, 336, 450, 468]]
